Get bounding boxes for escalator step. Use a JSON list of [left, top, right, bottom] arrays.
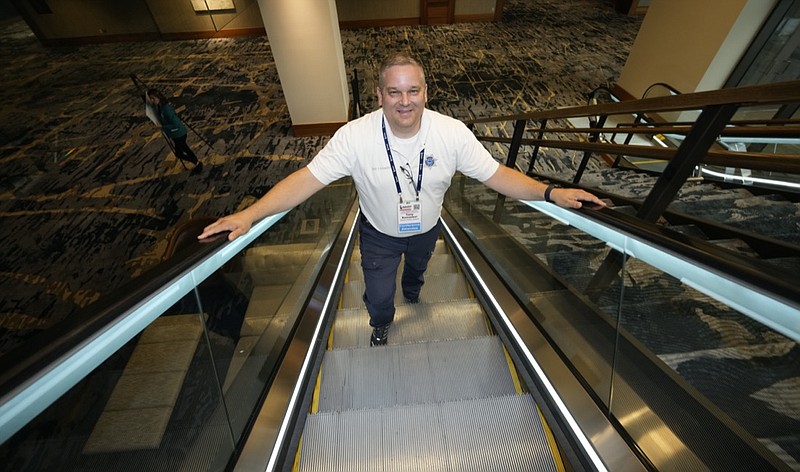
[[346, 253, 457, 282], [331, 298, 488, 349], [340, 272, 470, 309], [317, 336, 516, 412], [301, 394, 558, 472]]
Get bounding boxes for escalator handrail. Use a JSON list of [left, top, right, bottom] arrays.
[[642, 81, 681, 99], [533, 171, 800, 259], [588, 206, 800, 303], [444, 194, 788, 471], [439, 207, 648, 472], [233, 201, 359, 472], [526, 200, 800, 342], [0, 211, 289, 445]]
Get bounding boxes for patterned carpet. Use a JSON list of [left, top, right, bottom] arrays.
[[2, 1, 800, 469], [0, 0, 641, 355]]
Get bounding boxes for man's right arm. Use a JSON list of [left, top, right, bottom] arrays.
[[198, 167, 326, 241]]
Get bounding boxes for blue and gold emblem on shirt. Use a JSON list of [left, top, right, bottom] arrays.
[[424, 154, 436, 168]]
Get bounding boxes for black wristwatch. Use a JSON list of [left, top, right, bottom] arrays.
[[544, 184, 556, 203]]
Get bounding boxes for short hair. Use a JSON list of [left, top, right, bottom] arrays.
[[147, 88, 168, 103], [378, 53, 426, 88]]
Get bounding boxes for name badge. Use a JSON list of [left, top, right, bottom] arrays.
[[398, 201, 422, 233]]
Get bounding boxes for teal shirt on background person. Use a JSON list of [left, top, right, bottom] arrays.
[[157, 103, 187, 139]]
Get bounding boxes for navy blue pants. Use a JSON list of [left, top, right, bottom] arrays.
[[359, 215, 441, 328], [171, 134, 198, 165]]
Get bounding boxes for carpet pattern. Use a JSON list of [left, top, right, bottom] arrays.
[[0, 0, 641, 355], [2, 0, 799, 469]]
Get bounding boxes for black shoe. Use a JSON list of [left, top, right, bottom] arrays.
[[191, 162, 203, 174], [370, 324, 390, 346], [405, 297, 419, 304]]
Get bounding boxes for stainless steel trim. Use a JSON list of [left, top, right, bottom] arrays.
[[440, 209, 648, 472], [233, 202, 359, 472]]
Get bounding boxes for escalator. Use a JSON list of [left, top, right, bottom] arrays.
[[235, 174, 799, 471], [1, 172, 798, 471], [0, 177, 635, 471], [233, 192, 633, 472], [300, 235, 560, 471], [450, 177, 800, 471]]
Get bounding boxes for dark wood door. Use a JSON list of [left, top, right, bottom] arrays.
[[421, 0, 454, 25]]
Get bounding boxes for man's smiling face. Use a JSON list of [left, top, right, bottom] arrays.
[[377, 63, 428, 139]]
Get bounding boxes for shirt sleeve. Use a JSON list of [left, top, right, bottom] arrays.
[[306, 124, 355, 185], [453, 120, 500, 182]]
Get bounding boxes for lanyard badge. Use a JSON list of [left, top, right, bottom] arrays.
[[382, 116, 424, 234], [398, 201, 422, 233]]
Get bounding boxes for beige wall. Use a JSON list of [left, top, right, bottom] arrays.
[[144, 0, 263, 34], [336, 0, 418, 21], [617, 0, 777, 98], [258, 0, 349, 127], [18, 0, 495, 40], [144, 0, 214, 33], [15, 0, 158, 38], [336, 0, 496, 22], [697, 0, 778, 91], [215, 1, 264, 31], [14, 0, 263, 41], [455, 0, 496, 16]]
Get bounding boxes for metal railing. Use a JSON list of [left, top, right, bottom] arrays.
[[467, 80, 800, 194]]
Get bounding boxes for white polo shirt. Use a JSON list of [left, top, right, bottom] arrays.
[[307, 108, 500, 237]]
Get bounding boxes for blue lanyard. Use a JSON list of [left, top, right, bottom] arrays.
[[382, 116, 424, 202]]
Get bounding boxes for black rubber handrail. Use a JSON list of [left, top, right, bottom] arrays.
[[535, 171, 800, 260], [575, 203, 800, 306], [0, 231, 229, 400], [444, 190, 790, 471]]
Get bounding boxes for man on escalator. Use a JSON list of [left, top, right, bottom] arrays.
[[198, 53, 604, 346]]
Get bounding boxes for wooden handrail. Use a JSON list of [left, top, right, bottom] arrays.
[[469, 80, 800, 179], [467, 80, 800, 124], [478, 136, 800, 174], [534, 125, 800, 138]]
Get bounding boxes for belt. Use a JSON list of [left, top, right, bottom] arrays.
[[359, 212, 374, 229]]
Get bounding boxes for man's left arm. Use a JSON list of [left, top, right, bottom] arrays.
[[483, 166, 605, 209]]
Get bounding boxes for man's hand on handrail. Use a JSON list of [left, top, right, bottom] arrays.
[[550, 187, 607, 210], [198, 212, 254, 241]]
